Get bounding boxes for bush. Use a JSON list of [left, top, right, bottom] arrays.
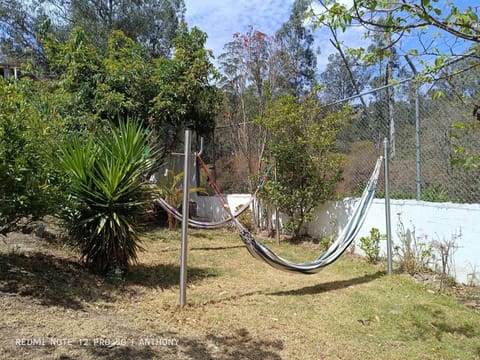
[[59, 120, 160, 274], [359, 227, 384, 263], [0, 79, 66, 233]]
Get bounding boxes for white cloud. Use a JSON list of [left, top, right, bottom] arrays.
[[185, 0, 294, 58], [184, 0, 369, 72]]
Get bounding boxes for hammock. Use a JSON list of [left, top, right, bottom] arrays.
[[201, 156, 383, 274], [155, 165, 271, 229]]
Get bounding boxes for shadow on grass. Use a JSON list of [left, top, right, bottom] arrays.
[[269, 270, 386, 296], [126, 263, 221, 289], [409, 304, 479, 341], [0, 251, 112, 310], [87, 329, 282, 360], [3, 329, 283, 360], [190, 245, 245, 251]]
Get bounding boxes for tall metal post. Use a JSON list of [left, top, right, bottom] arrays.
[[384, 138, 393, 276], [415, 86, 421, 200], [274, 165, 280, 245], [179, 129, 192, 306]]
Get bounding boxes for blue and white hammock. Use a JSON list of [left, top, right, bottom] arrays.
[[158, 156, 383, 274]]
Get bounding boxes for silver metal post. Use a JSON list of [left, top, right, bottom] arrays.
[[384, 138, 393, 276], [415, 87, 421, 200], [179, 129, 192, 306], [274, 165, 280, 245]]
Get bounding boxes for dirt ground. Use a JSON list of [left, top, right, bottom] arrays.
[[0, 220, 479, 359]]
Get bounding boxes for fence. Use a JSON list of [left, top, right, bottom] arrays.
[[332, 68, 480, 204]]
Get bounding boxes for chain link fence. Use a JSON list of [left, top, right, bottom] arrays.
[[209, 66, 480, 204], [336, 67, 480, 204]]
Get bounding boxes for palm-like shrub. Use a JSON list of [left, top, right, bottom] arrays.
[[59, 120, 160, 274]]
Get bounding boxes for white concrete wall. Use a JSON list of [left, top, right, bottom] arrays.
[[193, 194, 252, 221], [307, 199, 480, 285], [194, 195, 480, 285]]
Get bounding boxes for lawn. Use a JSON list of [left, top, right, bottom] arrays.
[[0, 227, 479, 359]]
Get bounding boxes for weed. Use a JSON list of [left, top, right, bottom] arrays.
[[432, 230, 461, 290], [395, 214, 435, 275]]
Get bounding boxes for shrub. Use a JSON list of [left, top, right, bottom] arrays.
[[0, 79, 66, 233], [59, 120, 160, 274], [359, 227, 384, 263]]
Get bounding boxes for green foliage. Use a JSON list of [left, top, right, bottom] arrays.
[[151, 23, 221, 152], [69, 0, 185, 57], [275, 0, 318, 96], [256, 95, 348, 240], [359, 228, 384, 263], [59, 120, 161, 274], [0, 79, 66, 233], [452, 119, 480, 171]]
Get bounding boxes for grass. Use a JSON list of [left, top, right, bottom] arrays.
[[0, 227, 479, 359]]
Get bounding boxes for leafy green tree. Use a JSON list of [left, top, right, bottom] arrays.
[[217, 27, 277, 188], [59, 120, 161, 274], [0, 78, 66, 233], [276, 0, 318, 96], [319, 52, 370, 103], [0, 0, 185, 63], [69, 0, 185, 57], [311, 0, 479, 73], [256, 95, 348, 239], [151, 23, 221, 154], [310, 0, 480, 168]]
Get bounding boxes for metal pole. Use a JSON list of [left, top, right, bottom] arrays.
[[415, 86, 421, 200], [274, 165, 280, 245], [384, 138, 393, 276], [179, 129, 192, 306]]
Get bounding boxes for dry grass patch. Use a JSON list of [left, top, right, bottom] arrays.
[[0, 227, 479, 359]]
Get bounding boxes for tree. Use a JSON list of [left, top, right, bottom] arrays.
[[319, 52, 370, 103], [310, 0, 479, 74], [151, 23, 221, 155], [217, 27, 278, 190], [256, 95, 348, 239], [0, 0, 185, 66], [0, 0, 50, 65], [0, 78, 67, 233], [276, 0, 318, 96], [69, 0, 185, 57], [310, 0, 480, 167]]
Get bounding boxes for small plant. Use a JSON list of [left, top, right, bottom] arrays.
[[432, 230, 461, 290], [394, 214, 435, 275], [359, 227, 384, 263], [394, 215, 435, 275], [319, 236, 332, 252], [105, 265, 124, 287]]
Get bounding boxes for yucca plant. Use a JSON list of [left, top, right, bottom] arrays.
[[59, 120, 161, 274]]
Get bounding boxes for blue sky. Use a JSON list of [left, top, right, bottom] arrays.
[[184, 0, 295, 59], [183, 0, 365, 71], [183, 1, 477, 74]]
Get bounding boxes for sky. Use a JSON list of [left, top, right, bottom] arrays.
[[184, 0, 295, 59], [183, 0, 477, 74], [183, 0, 366, 71]]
